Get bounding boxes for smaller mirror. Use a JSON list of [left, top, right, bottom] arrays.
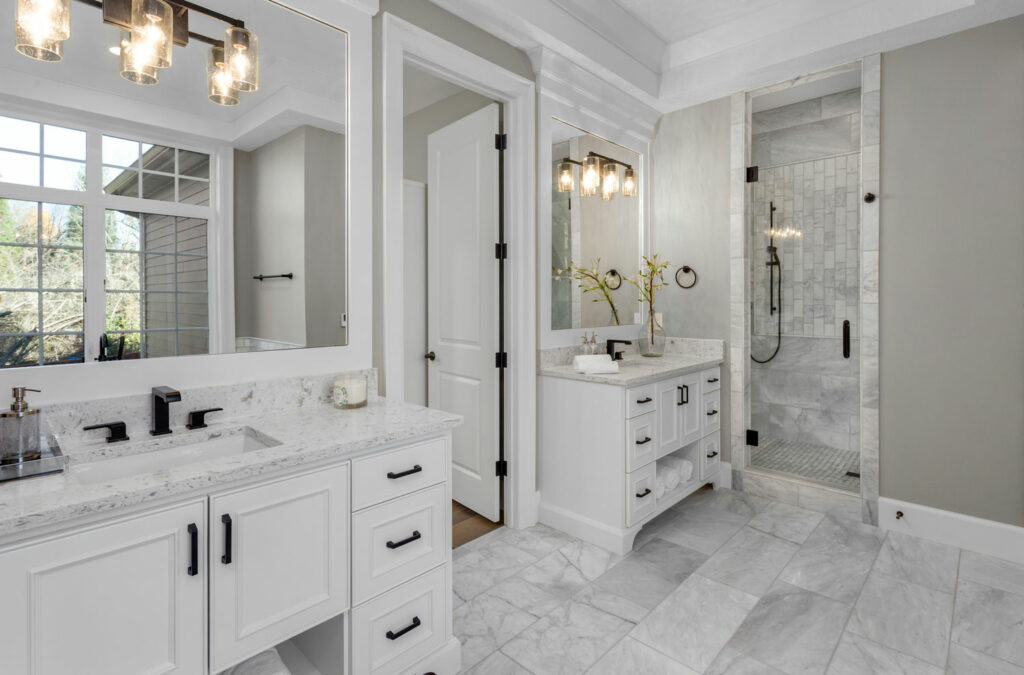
[[550, 119, 640, 331]]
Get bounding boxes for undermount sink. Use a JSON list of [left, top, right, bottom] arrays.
[[71, 427, 281, 484]]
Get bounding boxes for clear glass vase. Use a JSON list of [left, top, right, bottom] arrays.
[[638, 308, 666, 357]]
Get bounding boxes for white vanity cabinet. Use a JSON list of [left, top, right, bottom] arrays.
[[539, 362, 724, 554], [0, 500, 207, 675]]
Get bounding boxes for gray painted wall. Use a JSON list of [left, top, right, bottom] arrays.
[[403, 89, 493, 184], [651, 96, 732, 461], [880, 15, 1024, 526]]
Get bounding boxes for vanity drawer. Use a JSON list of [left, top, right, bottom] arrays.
[[701, 368, 721, 392], [627, 383, 658, 419], [700, 434, 721, 481], [352, 437, 448, 510], [352, 565, 448, 675], [702, 390, 721, 434], [625, 412, 658, 472], [352, 484, 447, 604], [625, 463, 657, 527]]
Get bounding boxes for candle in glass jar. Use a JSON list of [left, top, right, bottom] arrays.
[[333, 376, 367, 409]]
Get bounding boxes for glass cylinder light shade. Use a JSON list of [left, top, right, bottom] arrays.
[[580, 155, 600, 197], [225, 26, 258, 92], [601, 162, 619, 201], [15, 0, 70, 62], [556, 161, 574, 193], [622, 167, 637, 197], [130, 0, 172, 69], [120, 31, 159, 85], [207, 45, 239, 106]]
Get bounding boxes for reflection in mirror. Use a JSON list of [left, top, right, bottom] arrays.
[[0, 0, 347, 368], [551, 119, 640, 331]]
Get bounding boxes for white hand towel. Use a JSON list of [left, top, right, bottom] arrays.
[[662, 457, 694, 484], [222, 649, 292, 675], [663, 467, 681, 491], [580, 361, 620, 375], [573, 354, 612, 371], [654, 474, 666, 499]]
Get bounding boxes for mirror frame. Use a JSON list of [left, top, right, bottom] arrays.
[[0, 0, 372, 403]]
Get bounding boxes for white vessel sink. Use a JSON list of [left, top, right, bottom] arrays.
[[71, 427, 280, 484]]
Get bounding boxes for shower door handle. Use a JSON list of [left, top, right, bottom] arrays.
[[842, 320, 850, 359]]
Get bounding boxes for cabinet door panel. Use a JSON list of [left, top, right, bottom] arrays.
[[680, 372, 702, 447], [0, 501, 206, 675], [211, 464, 349, 672], [655, 376, 683, 457]]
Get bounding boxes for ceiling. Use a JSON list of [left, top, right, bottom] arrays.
[[428, 0, 1024, 114], [403, 63, 468, 116]]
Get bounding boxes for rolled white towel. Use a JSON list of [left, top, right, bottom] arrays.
[[662, 456, 694, 484], [573, 354, 612, 372], [581, 361, 620, 375], [222, 649, 291, 675], [654, 469, 666, 499], [663, 467, 681, 491]]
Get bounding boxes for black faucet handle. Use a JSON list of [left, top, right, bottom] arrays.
[[186, 408, 224, 430], [605, 339, 634, 361], [83, 421, 130, 444]]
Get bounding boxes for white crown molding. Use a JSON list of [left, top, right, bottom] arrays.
[[548, 0, 664, 74], [336, 0, 379, 15]]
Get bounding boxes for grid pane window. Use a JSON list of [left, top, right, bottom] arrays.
[[0, 116, 85, 190], [105, 210, 208, 358], [0, 198, 85, 368], [102, 136, 209, 205]]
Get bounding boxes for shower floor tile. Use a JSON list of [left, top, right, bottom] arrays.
[[750, 437, 860, 492]]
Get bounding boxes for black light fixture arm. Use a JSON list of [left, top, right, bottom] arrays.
[[586, 151, 633, 170], [71, 0, 244, 48]]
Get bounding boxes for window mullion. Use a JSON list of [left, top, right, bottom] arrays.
[[82, 128, 106, 363]]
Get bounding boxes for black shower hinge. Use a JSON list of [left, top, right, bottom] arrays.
[[495, 459, 508, 477], [495, 242, 508, 260], [495, 352, 508, 369], [746, 429, 759, 446], [495, 133, 507, 151], [746, 166, 759, 183]]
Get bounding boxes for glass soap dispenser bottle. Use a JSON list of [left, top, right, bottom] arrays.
[[0, 387, 42, 466]]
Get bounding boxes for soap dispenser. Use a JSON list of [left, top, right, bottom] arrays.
[[0, 387, 42, 465]]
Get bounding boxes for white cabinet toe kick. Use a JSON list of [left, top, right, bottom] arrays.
[[539, 362, 724, 554], [0, 432, 460, 675]]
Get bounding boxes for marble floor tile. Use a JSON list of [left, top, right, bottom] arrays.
[[497, 524, 575, 559], [656, 507, 751, 555], [699, 526, 800, 596], [631, 574, 759, 673], [705, 646, 786, 674], [847, 571, 953, 667], [573, 584, 650, 623], [486, 576, 562, 618], [779, 515, 885, 603], [826, 632, 943, 675], [594, 537, 707, 608], [725, 581, 851, 675], [454, 593, 540, 670], [679, 487, 772, 519], [557, 540, 622, 581], [872, 531, 960, 593], [500, 601, 632, 675], [947, 644, 1024, 675], [747, 501, 825, 544], [588, 636, 699, 675], [466, 650, 532, 675], [454, 541, 539, 600], [517, 550, 591, 600], [952, 580, 1024, 667], [959, 550, 1024, 597]]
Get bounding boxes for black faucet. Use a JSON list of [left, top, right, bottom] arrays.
[[606, 339, 632, 361], [151, 386, 181, 436]]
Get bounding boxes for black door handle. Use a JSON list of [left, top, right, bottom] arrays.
[[221, 514, 232, 565], [387, 464, 423, 480], [635, 487, 652, 498], [707, 409, 719, 416], [707, 451, 720, 459], [636, 396, 652, 404], [678, 385, 689, 405], [424, 351, 436, 361], [843, 320, 851, 359], [386, 530, 422, 549], [707, 377, 719, 383], [386, 616, 421, 640], [187, 523, 199, 576], [635, 436, 652, 445]]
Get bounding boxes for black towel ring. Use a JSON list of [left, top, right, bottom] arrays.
[[604, 269, 622, 290], [675, 265, 698, 289]]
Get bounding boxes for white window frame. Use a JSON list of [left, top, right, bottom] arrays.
[[0, 102, 233, 365]]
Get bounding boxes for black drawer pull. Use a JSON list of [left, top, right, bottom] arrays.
[[707, 451, 720, 459], [707, 409, 719, 416], [707, 377, 719, 383], [387, 465, 423, 480], [843, 320, 851, 359], [636, 396, 653, 404], [221, 514, 232, 565], [678, 384, 689, 406], [187, 523, 199, 576], [635, 488, 651, 499], [387, 530, 422, 549], [635, 436, 652, 446], [386, 616, 421, 640]]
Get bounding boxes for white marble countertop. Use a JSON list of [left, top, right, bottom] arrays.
[[0, 399, 460, 540], [539, 353, 723, 387]]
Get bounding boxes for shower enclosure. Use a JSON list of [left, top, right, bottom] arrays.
[[747, 85, 862, 492]]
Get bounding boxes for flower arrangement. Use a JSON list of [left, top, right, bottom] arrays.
[[553, 258, 621, 325], [628, 254, 671, 356]]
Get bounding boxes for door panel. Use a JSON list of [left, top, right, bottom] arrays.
[[427, 102, 501, 521], [656, 376, 683, 457], [680, 372, 702, 446]]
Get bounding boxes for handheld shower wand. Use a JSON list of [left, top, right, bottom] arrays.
[[752, 201, 783, 363]]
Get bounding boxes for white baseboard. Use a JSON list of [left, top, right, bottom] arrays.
[[716, 462, 733, 489], [879, 497, 1024, 566], [538, 502, 639, 555]]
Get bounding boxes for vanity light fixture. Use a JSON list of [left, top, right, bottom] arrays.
[[622, 167, 637, 197], [13, 0, 259, 106], [580, 155, 601, 197], [557, 160, 575, 193], [556, 151, 637, 200], [601, 161, 619, 201]]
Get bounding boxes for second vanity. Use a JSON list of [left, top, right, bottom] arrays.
[[538, 347, 724, 554], [0, 373, 462, 675]]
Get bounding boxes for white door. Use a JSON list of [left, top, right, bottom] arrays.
[[0, 501, 206, 675], [427, 103, 501, 522], [210, 465, 350, 672]]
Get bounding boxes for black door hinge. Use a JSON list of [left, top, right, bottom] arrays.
[[496, 459, 508, 477], [746, 166, 759, 183], [495, 352, 508, 368], [495, 242, 508, 260], [495, 133, 507, 151], [746, 429, 759, 446]]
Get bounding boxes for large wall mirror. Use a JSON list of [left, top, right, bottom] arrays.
[[550, 118, 640, 331], [0, 0, 347, 369]]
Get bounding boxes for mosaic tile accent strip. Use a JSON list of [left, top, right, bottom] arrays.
[[750, 436, 860, 492]]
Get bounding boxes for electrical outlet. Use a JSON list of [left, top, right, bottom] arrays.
[[339, 313, 347, 328]]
